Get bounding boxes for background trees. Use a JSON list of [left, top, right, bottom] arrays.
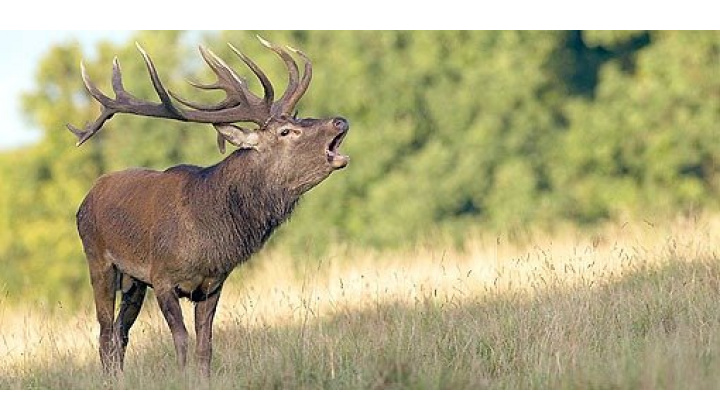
[[1, 30, 718, 304]]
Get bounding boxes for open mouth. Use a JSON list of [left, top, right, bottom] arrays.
[[326, 130, 349, 169]]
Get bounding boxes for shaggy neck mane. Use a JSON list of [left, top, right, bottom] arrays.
[[189, 149, 300, 273]]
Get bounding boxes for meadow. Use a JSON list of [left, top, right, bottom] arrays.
[[1, 214, 719, 389]]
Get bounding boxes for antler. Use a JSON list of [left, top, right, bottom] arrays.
[[68, 36, 313, 147], [255, 37, 312, 117]]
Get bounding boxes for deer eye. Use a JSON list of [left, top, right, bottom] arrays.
[[279, 128, 291, 137]]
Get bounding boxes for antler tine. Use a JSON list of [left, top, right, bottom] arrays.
[[282, 46, 313, 116], [67, 108, 115, 146], [257, 36, 301, 117], [227, 42, 274, 109], [81, 60, 113, 106], [135, 43, 185, 118], [111, 57, 126, 97], [170, 45, 249, 111]]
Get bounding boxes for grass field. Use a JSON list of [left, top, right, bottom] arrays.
[[1, 215, 720, 389]]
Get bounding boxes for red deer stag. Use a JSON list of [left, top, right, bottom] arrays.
[[68, 36, 349, 378]]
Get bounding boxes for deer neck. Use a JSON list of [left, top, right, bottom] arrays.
[[216, 149, 301, 210], [198, 150, 300, 263]]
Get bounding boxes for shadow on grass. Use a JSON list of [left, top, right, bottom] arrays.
[[3, 257, 720, 389]]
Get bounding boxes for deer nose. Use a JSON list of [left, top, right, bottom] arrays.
[[333, 117, 349, 131]]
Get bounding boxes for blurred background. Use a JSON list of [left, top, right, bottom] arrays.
[[0, 30, 718, 304]]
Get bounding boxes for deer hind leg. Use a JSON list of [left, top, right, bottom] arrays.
[[113, 277, 147, 370], [89, 260, 120, 375], [155, 287, 189, 371]]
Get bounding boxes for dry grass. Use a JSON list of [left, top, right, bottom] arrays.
[[1, 214, 720, 389]]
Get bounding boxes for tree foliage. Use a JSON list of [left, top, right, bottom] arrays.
[[1, 30, 718, 304]]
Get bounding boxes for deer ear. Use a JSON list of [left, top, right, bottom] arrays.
[[213, 124, 260, 154]]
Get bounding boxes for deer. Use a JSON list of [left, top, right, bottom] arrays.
[[68, 36, 350, 380]]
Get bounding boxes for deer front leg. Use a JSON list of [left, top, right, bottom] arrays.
[[194, 280, 225, 380], [155, 288, 189, 370]]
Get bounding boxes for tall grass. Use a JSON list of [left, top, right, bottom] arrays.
[[1, 215, 719, 389]]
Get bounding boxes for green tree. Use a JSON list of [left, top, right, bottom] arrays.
[[554, 31, 720, 221], [1, 30, 718, 304]]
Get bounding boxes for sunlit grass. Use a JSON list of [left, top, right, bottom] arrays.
[[2, 214, 720, 389]]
